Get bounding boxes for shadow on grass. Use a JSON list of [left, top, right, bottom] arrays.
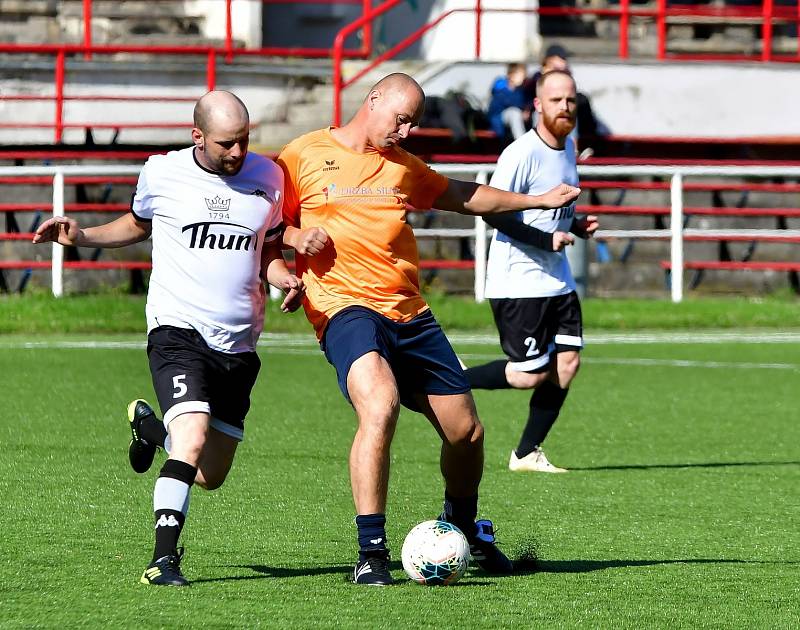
[[192, 557, 794, 584], [570, 460, 800, 472], [191, 563, 352, 584], [192, 562, 492, 588], [193, 561, 496, 585], [512, 557, 797, 575]]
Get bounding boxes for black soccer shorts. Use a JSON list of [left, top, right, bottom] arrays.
[[489, 291, 583, 373], [147, 326, 261, 441]]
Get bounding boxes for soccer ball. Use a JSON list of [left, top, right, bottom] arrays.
[[401, 520, 470, 585]]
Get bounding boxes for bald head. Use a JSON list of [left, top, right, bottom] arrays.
[[193, 90, 249, 134], [347, 73, 424, 151], [192, 90, 250, 175], [368, 73, 425, 106]]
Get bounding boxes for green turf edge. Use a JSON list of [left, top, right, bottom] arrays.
[[1, 290, 798, 335]]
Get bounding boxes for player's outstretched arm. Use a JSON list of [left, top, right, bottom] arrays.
[[32, 213, 151, 248], [484, 214, 574, 252], [262, 240, 305, 313], [433, 179, 581, 216], [282, 225, 329, 257]]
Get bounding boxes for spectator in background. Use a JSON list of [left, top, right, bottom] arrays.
[[487, 62, 529, 143], [523, 44, 609, 156]]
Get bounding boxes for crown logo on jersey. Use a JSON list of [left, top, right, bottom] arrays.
[[205, 195, 231, 212]]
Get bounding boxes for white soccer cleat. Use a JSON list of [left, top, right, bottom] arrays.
[[509, 447, 568, 473]]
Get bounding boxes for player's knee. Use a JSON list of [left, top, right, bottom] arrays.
[[195, 473, 226, 491], [449, 415, 484, 447], [356, 393, 400, 435]]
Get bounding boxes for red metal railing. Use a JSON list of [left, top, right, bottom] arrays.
[[0, 0, 373, 142], [333, 0, 800, 125], [2, 1, 799, 139], [76, 0, 371, 60]]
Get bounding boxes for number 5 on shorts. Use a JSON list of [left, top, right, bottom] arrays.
[[172, 374, 188, 398]]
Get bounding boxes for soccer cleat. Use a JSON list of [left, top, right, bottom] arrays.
[[352, 554, 394, 586], [127, 399, 159, 474], [468, 519, 514, 575], [140, 549, 189, 587], [509, 447, 568, 473]]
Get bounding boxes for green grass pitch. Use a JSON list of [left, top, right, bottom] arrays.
[[0, 333, 798, 628]]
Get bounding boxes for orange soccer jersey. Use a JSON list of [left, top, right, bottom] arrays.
[[277, 128, 450, 338]]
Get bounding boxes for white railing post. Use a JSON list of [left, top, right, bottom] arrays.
[[473, 169, 489, 302], [669, 172, 684, 303], [52, 169, 65, 298]]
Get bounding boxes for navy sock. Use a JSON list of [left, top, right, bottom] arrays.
[[442, 492, 478, 539], [516, 381, 569, 458], [356, 513, 388, 560], [465, 360, 510, 390]]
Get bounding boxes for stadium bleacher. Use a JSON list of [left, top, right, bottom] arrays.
[[1, 0, 798, 298]]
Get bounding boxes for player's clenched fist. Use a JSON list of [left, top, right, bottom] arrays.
[[573, 214, 599, 239], [295, 226, 329, 256], [32, 216, 83, 246]]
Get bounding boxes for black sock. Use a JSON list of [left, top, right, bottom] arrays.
[[465, 360, 510, 390], [516, 381, 569, 458], [356, 513, 388, 560], [138, 411, 167, 447], [152, 459, 196, 562], [442, 492, 478, 539]]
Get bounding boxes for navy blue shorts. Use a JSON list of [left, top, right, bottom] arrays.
[[320, 306, 470, 411]]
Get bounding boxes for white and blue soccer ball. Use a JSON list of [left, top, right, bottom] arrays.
[[401, 520, 470, 585]]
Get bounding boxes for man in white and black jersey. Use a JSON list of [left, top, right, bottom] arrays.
[[464, 71, 598, 473], [33, 91, 303, 586]]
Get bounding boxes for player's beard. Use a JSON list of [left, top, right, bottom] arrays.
[[219, 158, 244, 175], [542, 110, 576, 140], [213, 154, 245, 176]]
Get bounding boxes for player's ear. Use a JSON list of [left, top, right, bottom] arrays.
[[367, 90, 379, 112], [191, 127, 205, 151], [533, 97, 542, 114]]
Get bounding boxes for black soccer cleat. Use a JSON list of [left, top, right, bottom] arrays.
[[468, 519, 514, 575], [127, 399, 158, 474], [352, 554, 394, 586], [140, 549, 189, 587]]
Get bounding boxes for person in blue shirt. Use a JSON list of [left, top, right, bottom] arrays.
[[487, 62, 528, 143]]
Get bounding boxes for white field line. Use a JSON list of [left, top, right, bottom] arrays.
[[1, 333, 798, 371], [2, 330, 800, 349]]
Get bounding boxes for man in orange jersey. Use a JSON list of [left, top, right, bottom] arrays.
[[277, 73, 580, 586]]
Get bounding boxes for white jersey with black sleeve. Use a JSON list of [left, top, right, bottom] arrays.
[[131, 147, 284, 354], [484, 129, 579, 299]]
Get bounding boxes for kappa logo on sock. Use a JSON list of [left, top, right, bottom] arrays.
[[155, 514, 181, 528]]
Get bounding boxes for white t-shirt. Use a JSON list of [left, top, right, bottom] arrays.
[[132, 147, 284, 353], [484, 130, 579, 299]]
